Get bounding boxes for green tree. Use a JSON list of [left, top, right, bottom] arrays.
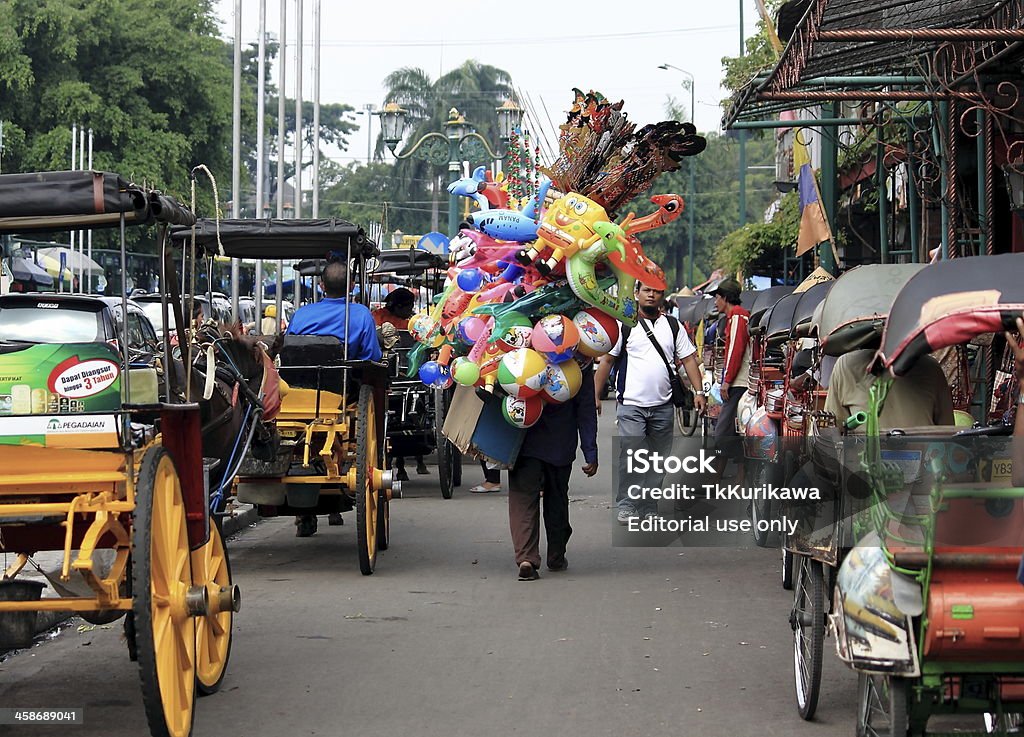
[[619, 98, 778, 289], [379, 60, 515, 231], [0, 0, 237, 243], [319, 161, 431, 235]]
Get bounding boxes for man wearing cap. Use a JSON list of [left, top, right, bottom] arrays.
[[710, 277, 750, 459], [594, 282, 706, 525]]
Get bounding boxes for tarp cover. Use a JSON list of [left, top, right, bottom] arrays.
[[170, 218, 375, 259], [791, 280, 833, 338], [765, 290, 803, 343], [369, 248, 445, 276], [875, 253, 1024, 376], [0, 171, 154, 233]]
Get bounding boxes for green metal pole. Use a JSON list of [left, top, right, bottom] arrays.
[[906, 125, 920, 261], [738, 0, 747, 228], [976, 108, 987, 258], [448, 137, 460, 238], [818, 102, 838, 274], [937, 100, 950, 260], [877, 136, 888, 264]]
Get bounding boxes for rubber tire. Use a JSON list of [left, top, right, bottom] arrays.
[[675, 404, 699, 437], [793, 555, 824, 721], [751, 461, 781, 548], [434, 387, 455, 499], [856, 673, 909, 737], [132, 446, 196, 737], [356, 384, 379, 575], [194, 520, 232, 696]]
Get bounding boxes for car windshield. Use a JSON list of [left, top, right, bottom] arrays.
[[0, 304, 104, 343], [139, 301, 166, 331]]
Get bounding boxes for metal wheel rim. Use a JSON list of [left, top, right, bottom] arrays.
[[193, 522, 231, 692]]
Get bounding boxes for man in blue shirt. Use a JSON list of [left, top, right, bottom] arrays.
[[287, 258, 382, 536], [287, 259, 382, 362]]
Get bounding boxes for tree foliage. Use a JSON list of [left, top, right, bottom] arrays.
[[0, 0, 236, 235]]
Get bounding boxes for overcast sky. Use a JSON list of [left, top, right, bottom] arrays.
[[214, 0, 761, 166]]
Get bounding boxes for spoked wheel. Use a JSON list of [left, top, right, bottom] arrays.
[[434, 387, 456, 499], [356, 384, 379, 575], [132, 446, 196, 737], [192, 520, 235, 696], [856, 673, 909, 737], [792, 554, 825, 721]]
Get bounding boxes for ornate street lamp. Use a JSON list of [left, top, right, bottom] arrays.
[[379, 101, 524, 237], [1003, 160, 1024, 212]]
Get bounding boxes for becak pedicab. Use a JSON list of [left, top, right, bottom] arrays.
[[787, 263, 926, 720], [832, 253, 1024, 737], [171, 218, 399, 576], [0, 170, 266, 737]]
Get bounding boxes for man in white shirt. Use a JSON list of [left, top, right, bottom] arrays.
[[594, 283, 706, 523]]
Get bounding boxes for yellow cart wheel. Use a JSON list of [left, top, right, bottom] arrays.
[[132, 446, 197, 737], [356, 384, 379, 575], [193, 520, 233, 696]]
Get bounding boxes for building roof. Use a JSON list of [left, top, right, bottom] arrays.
[[723, 0, 1024, 127]]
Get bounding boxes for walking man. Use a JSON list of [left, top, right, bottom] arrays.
[[594, 283, 706, 524]]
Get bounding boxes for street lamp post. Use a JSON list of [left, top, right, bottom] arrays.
[[378, 101, 523, 238], [658, 63, 697, 288]]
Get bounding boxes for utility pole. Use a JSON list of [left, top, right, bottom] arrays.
[[230, 0, 241, 321], [739, 0, 748, 229]]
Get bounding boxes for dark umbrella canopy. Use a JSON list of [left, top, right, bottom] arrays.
[[8, 257, 54, 287], [790, 281, 833, 339]]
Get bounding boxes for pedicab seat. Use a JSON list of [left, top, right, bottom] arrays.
[[278, 335, 345, 391]]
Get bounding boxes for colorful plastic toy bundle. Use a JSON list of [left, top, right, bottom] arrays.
[[408, 89, 706, 428]]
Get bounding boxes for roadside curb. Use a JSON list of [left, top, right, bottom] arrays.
[[8, 505, 260, 649]]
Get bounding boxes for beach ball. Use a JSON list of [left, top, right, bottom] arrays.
[[502, 394, 544, 429], [572, 308, 620, 358], [409, 310, 444, 348], [542, 358, 583, 404], [451, 356, 481, 386], [531, 314, 580, 363], [456, 315, 487, 346], [494, 312, 533, 352], [496, 348, 547, 398]]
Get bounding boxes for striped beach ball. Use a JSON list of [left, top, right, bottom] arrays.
[[496, 348, 547, 399], [572, 308, 619, 358], [531, 314, 580, 363], [502, 394, 544, 428], [542, 358, 583, 404]]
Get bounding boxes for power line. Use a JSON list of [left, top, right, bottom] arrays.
[[233, 25, 737, 49]]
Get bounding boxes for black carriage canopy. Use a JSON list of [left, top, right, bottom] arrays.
[[873, 253, 1024, 377], [678, 296, 711, 327], [369, 248, 446, 276], [818, 263, 925, 357], [0, 170, 195, 233], [790, 280, 833, 339], [748, 285, 795, 327], [764, 290, 802, 345], [169, 218, 377, 260]]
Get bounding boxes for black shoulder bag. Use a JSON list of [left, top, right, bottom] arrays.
[[638, 317, 689, 408]]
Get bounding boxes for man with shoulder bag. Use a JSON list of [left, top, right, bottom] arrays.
[[594, 283, 706, 524]]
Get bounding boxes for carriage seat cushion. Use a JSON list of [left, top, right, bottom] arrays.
[[278, 335, 345, 367]]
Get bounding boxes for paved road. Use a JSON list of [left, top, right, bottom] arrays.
[[0, 408, 858, 737]]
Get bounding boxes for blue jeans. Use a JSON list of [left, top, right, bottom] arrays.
[[615, 402, 674, 515]]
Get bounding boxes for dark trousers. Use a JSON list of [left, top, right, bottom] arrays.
[[481, 460, 500, 484], [714, 386, 747, 470], [508, 456, 572, 569]]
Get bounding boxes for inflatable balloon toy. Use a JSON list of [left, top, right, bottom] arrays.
[[531, 314, 580, 364], [462, 181, 550, 243], [447, 165, 510, 212], [541, 358, 583, 404], [572, 307, 620, 358], [515, 191, 613, 277], [496, 347, 547, 399], [502, 394, 544, 429]]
